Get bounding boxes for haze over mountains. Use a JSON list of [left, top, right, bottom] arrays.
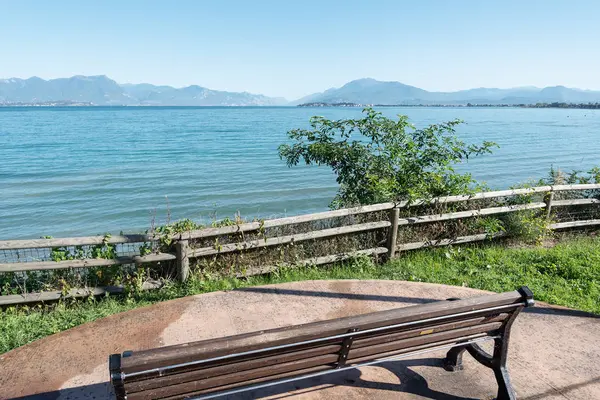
[[2, 75, 600, 106]]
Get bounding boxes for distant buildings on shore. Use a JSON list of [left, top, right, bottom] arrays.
[[0, 100, 93, 107], [298, 102, 600, 109]]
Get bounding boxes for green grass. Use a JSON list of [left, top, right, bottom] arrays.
[[1, 236, 599, 354]]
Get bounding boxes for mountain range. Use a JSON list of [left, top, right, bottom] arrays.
[[293, 78, 600, 105], [0, 75, 287, 106], [2, 75, 600, 106]]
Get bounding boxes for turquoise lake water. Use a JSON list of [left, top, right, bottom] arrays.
[[1, 106, 599, 239]]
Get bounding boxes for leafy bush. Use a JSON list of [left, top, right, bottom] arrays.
[[279, 108, 497, 208], [503, 210, 552, 244], [474, 217, 506, 236]]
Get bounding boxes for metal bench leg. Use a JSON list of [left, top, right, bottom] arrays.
[[494, 365, 516, 400], [109, 354, 126, 400], [491, 335, 517, 400], [490, 287, 533, 399], [444, 336, 517, 399], [443, 311, 522, 400], [443, 345, 467, 371]]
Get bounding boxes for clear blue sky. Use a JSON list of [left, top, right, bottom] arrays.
[[1, 0, 599, 100]]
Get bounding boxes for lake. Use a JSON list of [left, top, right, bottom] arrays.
[[1, 106, 599, 239]]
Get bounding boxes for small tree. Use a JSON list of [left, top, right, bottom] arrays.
[[278, 108, 497, 208]]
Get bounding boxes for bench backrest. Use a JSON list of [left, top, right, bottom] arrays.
[[110, 287, 533, 400]]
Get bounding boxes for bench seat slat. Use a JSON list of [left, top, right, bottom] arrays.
[[347, 332, 493, 366], [126, 353, 339, 400], [120, 290, 523, 374], [125, 344, 342, 393], [352, 313, 508, 349], [349, 321, 503, 361], [159, 364, 331, 400]]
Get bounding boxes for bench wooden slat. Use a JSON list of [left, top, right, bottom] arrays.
[[125, 344, 342, 393], [159, 364, 332, 400], [349, 321, 503, 361], [352, 313, 508, 349], [347, 332, 492, 366], [120, 290, 523, 374], [126, 353, 340, 400]]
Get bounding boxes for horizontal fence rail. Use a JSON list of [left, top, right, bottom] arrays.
[[0, 234, 153, 251], [397, 203, 547, 226], [190, 221, 391, 258], [0, 253, 176, 274], [1, 184, 599, 306]]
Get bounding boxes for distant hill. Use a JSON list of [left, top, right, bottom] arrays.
[[0, 75, 133, 105], [292, 78, 600, 105], [0, 75, 287, 106], [292, 78, 431, 105], [120, 83, 287, 106]]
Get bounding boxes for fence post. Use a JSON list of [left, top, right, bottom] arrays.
[[386, 207, 400, 259], [544, 190, 555, 220], [175, 239, 190, 283]]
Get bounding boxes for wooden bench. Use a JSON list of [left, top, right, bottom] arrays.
[[109, 286, 534, 400]]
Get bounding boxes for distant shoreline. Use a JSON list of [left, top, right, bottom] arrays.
[[297, 102, 600, 109], [1, 102, 600, 109], [0, 100, 93, 107]]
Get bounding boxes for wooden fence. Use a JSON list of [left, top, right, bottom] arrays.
[[1, 184, 599, 306]]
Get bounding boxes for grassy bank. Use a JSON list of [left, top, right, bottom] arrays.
[[1, 236, 599, 354]]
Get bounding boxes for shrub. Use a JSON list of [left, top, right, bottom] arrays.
[[278, 108, 497, 208], [503, 210, 552, 245]]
